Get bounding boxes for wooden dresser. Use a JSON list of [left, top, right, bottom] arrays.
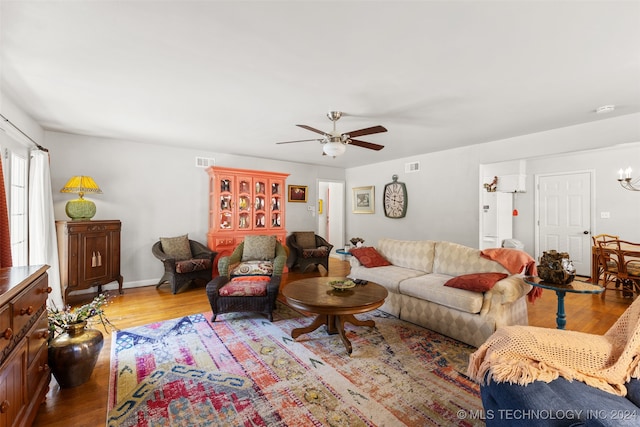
[[0, 265, 51, 427], [206, 166, 289, 274], [56, 220, 123, 302]]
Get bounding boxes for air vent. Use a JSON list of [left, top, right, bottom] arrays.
[[195, 157, 215, 168], [405, 161, 420, 173]]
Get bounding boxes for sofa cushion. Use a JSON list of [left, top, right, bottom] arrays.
[[445, 272, 509, 292], [219, 276, 269, 296], [433, 241, 508, 276], [399, 273, 484, 314], [175, 258, 212, 274], [350, 247, 391, 268], [160, 234, 192, 261], [349, 265, 425, 293], [626, 377, 640, 407], [377, 239, 436, 273], [242, 235, 277, 261]]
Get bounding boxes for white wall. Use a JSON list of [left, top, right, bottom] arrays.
[[345, 113, 640, 253], [45, 132, 344, 288]]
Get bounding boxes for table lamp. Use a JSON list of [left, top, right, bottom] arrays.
[[60, 175, 103, 220]]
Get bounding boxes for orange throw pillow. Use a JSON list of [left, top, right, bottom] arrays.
[[444, 273, 508, 292], [350, 247, 391, 268]]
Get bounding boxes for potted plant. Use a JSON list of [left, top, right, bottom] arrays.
[[47, 293, 117, 388]]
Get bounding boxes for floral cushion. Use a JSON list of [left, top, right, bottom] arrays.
[[160, 234, 192, 261], [302, 246, 329, 258], [175, 258, 212, 274], [231, 260, 274, 276], [242, 235, 277, 261], [219, 276, 269, 296]]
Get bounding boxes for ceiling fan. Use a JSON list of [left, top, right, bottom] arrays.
[[276, 111, 387, 157]]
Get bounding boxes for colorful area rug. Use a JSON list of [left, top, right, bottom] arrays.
[[107, 304, 483, 426]]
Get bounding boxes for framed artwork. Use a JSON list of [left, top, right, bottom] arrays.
[[352, 186, 375, 214], [288, 185, 308, 202]]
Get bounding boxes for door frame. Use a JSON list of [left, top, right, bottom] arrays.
[[534, 169, 596, 275], [316, 179, 345, 253]]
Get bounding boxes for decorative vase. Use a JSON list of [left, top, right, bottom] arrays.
[[48, 321, 104, 388]]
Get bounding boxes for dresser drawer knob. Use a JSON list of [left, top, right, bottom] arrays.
[[40, 330, 50, 340], [0, 400, 9, 413], [20, 306, 34, 316], [2, 328, 12, 340], [39, 363, 49, 372]]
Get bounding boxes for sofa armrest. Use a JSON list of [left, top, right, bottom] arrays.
[[349, 256, 363, 268], [480, 275, 532, 316]]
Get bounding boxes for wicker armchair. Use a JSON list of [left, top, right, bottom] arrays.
[[286, 232, 334, 272], [152, 239, 216, 294], [206, 237, 286, 322]]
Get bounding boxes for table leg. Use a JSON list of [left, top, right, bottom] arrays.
[[291, 314, 328, 339], [291, 313, 377, 355], [555, 290, 567, 329], [335, 316, 352, 355]]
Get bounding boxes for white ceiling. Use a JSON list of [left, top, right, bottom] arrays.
[[1, 1, 639, 168]]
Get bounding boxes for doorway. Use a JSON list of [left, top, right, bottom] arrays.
[[317, 180, 345, 252], [535, 171, 594, 276]]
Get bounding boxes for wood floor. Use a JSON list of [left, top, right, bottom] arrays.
[[33, 257, 631, 426]]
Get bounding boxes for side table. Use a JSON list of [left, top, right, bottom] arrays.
[[524, 276, 604, 330]]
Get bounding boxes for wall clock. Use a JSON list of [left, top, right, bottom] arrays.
[[383, 174, 408, 218]]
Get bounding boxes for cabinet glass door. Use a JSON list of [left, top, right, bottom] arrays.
[[255, 178, 267, 229], [237, 177, 252, 230], [218, 176, 234, 230], [270, 180, 283, 229]]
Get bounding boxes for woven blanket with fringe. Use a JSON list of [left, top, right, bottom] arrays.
[[467, 295, 640, 396]]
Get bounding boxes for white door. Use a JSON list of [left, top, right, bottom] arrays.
[[536, 171, 593, 276]]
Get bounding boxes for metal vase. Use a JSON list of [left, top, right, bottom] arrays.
[[48, 321, 104, 388]]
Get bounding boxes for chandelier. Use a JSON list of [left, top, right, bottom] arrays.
[[618, 167, 640, 191]]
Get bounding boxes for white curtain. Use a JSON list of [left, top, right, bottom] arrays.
[[29, 150, 63, 308]]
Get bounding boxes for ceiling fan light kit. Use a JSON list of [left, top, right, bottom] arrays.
[[323, 141, 347, 157], [276, 111, 387, 157]]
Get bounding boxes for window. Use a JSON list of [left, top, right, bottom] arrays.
[[9, 151, 28, 266]]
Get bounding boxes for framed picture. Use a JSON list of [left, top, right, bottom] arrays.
[[288, 185, 308, 202], [352, 186, 375, 214]]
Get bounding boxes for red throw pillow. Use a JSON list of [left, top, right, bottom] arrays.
[[350, 247, 391, 268], [444, 273, 508, 292]]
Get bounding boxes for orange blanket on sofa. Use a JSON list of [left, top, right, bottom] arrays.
[[481, 248, 541, 302]]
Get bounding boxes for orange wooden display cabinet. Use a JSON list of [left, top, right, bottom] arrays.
[[206, 166, 289, 275]]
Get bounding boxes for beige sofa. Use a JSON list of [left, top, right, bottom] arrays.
[[347, 239, 532, 347]]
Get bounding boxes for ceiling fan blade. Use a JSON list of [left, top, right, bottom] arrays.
[[349, 139, 385, 151], [276, 138, 323, 144], [296, 124, 328, 136], [344, 125, 387, 138]]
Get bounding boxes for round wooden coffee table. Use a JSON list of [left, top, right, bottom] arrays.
[[282, 277, 388, 354]]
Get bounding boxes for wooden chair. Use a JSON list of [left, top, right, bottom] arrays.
[[206, 236, 286, 321], [597, 239, 640, 299], [592, 234, 620, 288]]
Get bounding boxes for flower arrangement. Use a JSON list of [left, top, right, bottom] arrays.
[[47, 293, 117, 340], [350, 237, 365, 247]]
